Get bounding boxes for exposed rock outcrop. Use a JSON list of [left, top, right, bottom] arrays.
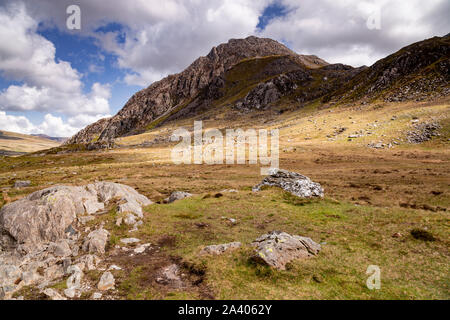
[[253, 169, 324, 198], [0, 182, 152, 253]]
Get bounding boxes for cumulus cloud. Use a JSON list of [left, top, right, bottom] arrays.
[[0, 111, 109, 137], [0, 2, 111, 136], [259, 0, 450, 66]]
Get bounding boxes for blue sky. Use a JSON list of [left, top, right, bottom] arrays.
[[0, 0, 448, 137]]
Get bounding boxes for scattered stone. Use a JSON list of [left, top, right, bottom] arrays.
[[392, 232, 402, 238], [92, 292, 102, 299], [407, 122, 441, 143], [108, 265, 121, 271], [165, 191, 193, 203], [253, 168, 324, 198], [82, 228, 109, 255], [134, 246, 146, 254], [155, 264, 183, 288], [13, 181, 31, 188], [97, 271, 115, 291], [120, 238, 140, 244], [200, 242, 242, 255], [251, 231, 321, 270], [43, 288, 67, 300]]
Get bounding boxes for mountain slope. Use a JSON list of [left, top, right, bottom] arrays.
[[327, 34, 450, 103], [66, 36, 327, 145]]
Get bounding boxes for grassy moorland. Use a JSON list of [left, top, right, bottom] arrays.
[[2, 99, 449, 300]]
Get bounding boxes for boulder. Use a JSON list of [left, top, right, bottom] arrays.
[[200, 242, 241, 255], [13, 181, 31, 188], [251, 231, 321, 270], [50, 239, 72, 257], [82, 228, 109, 255], [0, 182, 151, 252], [252, 168, 324, 198], [165, 191, 192, 203], [97, 271, 115, 291]]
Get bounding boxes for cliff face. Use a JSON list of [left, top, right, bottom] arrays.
[[66, 36, 328, 145]]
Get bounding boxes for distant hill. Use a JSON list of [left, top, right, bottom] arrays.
[[0, 131, 61, 156], [31, 134, 67, 143]]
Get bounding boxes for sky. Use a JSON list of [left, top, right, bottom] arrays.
[[0, 0, 448, 137]]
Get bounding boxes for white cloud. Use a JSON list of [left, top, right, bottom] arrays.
[[0, 3, 111, 115], [259, 0, 450, 66], [0, 111, 110, 137]]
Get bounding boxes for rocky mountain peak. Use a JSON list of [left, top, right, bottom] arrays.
[[65, 36, 328, 145]]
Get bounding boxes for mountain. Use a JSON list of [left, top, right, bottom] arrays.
[[0, 131, 62, 156], [66, 34, 450, 146], [66, 36, 328, 145]]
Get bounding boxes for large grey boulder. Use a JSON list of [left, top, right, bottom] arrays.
[[252, 169, 324, 198], [0, 182, 152, 253], [252, 231, 321, 270]]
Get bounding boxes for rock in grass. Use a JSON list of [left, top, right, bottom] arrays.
[[165, 191, 192, 203], [252, 169, 324, 198], [97, 271, 115, 291], [200, 242, 242, 255], [251, 231, 321, 270], [13, 180, 31, 188], [120, 237, 140, 244]]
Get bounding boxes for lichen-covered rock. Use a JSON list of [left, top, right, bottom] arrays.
[[200, 242, 241, 255], [252, 168, 324, 198], [252, 231, 321, 270]]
